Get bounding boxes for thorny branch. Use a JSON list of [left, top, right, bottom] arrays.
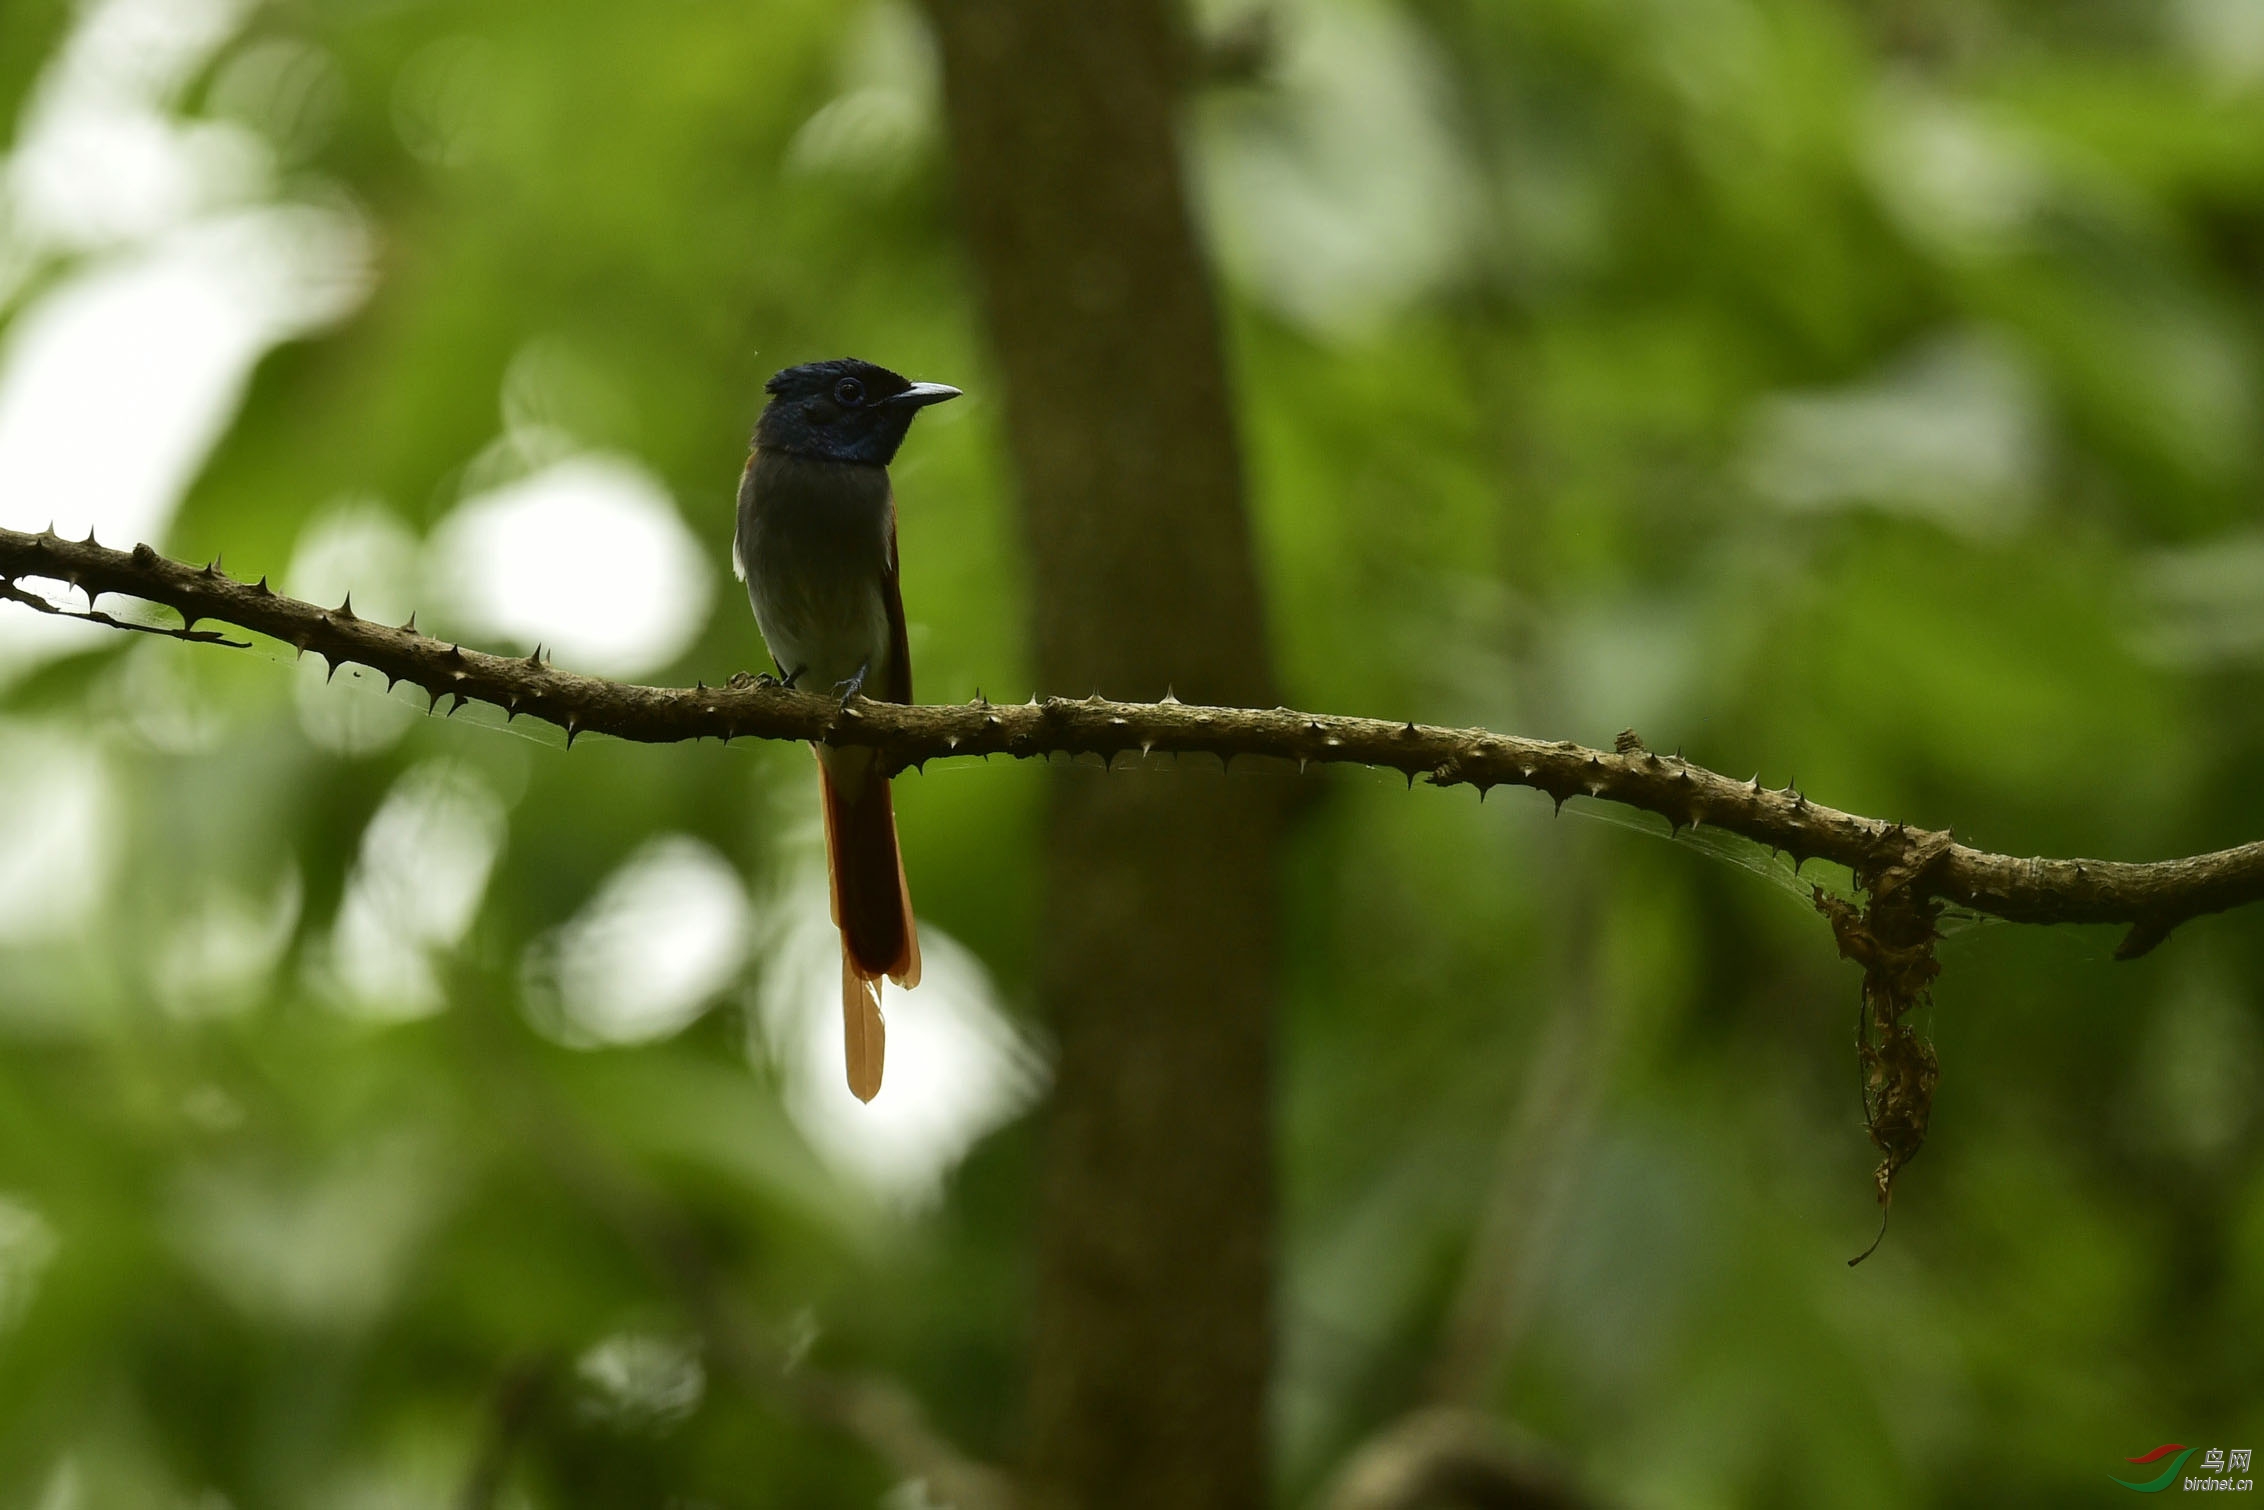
[[6, 525, 2258, 958], [4, 521, 2256, 1463]]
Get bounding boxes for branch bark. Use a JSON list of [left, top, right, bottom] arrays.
[[5, 524, 2261, 954], [922, 4, 1281, 1508]]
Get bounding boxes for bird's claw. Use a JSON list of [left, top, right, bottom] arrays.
[[832, 660, 870, 709]]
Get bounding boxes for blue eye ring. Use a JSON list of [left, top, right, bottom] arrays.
[[833, 377, 865, 406]]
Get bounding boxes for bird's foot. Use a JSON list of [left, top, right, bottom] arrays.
[[832, 659, 871, 709]]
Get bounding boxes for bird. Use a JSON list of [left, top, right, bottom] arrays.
[[734, 358, 960, 1102]]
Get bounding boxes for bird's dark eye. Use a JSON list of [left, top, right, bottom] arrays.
[[833, 377, 865, 406]]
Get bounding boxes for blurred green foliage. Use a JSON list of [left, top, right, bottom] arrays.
[[0, 0, 2260, 1505]]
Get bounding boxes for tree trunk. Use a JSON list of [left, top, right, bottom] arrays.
[[924, 5, 1282, 1507]]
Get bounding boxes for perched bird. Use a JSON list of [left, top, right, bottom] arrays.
[[734, 358, 960, 1102]]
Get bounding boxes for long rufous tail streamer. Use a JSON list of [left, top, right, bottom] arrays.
[[816, 744, 920, 1101]]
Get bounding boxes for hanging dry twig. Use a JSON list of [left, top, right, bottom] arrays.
[[1813, 831, 1956, 1264]]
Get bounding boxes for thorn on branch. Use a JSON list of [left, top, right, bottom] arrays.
[[2115, 916, 2175, 960]]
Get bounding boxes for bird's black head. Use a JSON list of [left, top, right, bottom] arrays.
[[753, 358, 960, 465]]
